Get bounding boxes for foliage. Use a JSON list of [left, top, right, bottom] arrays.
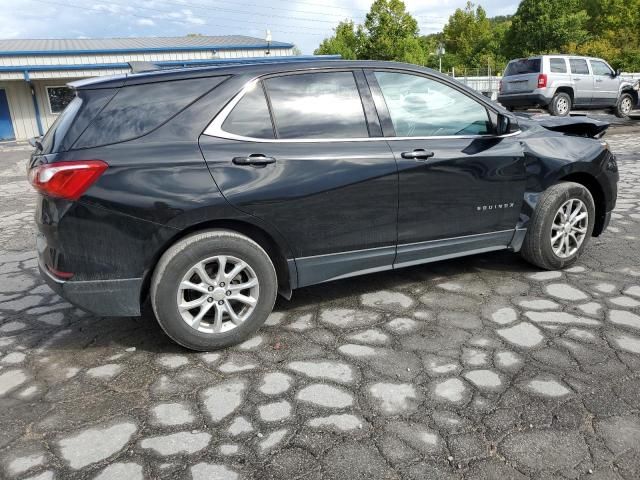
[[314, 0, 426, 63], [315, 0, 640, 72]]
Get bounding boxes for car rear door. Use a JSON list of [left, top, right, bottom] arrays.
[[569, 58, 593, 107], [365, 69, 526, 268], [199, 70, 399, 287], [589, 59, 618, 106]]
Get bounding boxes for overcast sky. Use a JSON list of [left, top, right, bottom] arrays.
[[2, 0, 519, 54]]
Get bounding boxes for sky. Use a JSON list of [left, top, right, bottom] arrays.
[[1, 0, 519, 54]]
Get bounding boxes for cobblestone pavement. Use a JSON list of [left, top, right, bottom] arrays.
[[0, 133, 639, 480]]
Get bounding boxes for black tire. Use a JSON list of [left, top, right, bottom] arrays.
[[150, 230, 277, 351], [614, 92, 634, 118], [548, 92, 572, 117], [521, 182, 595, 270]]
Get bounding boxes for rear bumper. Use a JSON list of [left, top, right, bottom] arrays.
[[39, 259, 142, 316], [498, 93, 552, 108]]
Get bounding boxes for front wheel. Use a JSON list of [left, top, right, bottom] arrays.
[[151, 230, 277, 351], [521, 182, 595, 270], [614, 92, 634, 118], [548, 92, 572, 116]]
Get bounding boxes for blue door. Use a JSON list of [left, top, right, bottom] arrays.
[[0, 89, 15, 141]]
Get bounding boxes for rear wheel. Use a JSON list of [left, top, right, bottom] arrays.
[[549, 92, 572, 117], [614, 92, 634, 118], [151, 230, 277, 351], [521, 182, 595, 270]]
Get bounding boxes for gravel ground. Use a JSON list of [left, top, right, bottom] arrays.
[[0, 131, 639, 480]]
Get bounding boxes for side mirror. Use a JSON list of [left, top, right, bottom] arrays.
[[495, 113, 518, 136], [614, 69, 621, 77]]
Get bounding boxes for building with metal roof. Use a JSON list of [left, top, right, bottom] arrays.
[[0, 35, 296, 141]]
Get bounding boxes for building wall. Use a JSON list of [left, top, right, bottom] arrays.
[[0, 46, 294, 141], [0, 80, 37, 141]]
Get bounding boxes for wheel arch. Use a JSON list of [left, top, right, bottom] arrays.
[[620, 87, 638, 106], [555, 86, 575, 103], [140, 219, 296, 309], [557, 172, 606, 236]]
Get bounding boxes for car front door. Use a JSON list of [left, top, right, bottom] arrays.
[[569, 58, 593, 107], [199, 70, 399, 287], [589, 59, 619, 106], [365, 70, 526, 268]]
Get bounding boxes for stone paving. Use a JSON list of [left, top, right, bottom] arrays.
[[0, 133, 639, 479]]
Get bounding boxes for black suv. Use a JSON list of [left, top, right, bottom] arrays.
[[29, 60, 618, 350]]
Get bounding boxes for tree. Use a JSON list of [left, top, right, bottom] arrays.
[[314, 0, 425, 63], [314, 20, 362, 60], [360, 0, 425, 63], [505, 0, 589, 57]]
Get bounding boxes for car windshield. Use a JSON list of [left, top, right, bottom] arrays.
[[504, 59, 541, 76]]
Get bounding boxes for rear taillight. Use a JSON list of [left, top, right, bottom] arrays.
[[499, 80, 503, 93], [28, 160, 108, 201], [537, 74, 547, 88]]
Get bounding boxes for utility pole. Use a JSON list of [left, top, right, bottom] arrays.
[[436, 43, 445, 73], [265, 29, 272, 56]]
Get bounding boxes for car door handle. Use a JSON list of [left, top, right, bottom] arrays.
[[401, 149, 435, 160], [232, 154, 276, 166], [595, 78, 603, 82]]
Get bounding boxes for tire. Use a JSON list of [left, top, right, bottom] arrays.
[[614, 92, 634, 118], [548, 92, 572, 116], [521, 182, 595, 270], [151, 229, 277, 351]]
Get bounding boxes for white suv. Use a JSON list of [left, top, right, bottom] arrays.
[[498, 55, 638, 117]]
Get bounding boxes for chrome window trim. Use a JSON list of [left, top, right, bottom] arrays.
[[203, 78, 522, 143]]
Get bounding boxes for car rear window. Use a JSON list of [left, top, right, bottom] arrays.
[[570, 59, 589, 75], [549, 58, 567, 73], [504, 59, 541, 76], [38, 87, 118, 154], [73, 76, 227, 149]]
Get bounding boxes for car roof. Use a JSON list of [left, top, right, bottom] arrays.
[[69, 59, 445, 89]]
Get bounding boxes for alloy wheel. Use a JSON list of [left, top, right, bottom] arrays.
[[550, 199, 588, 258], [177, 255, 259, 334]]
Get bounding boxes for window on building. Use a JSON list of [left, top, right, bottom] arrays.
[[222, 82, 275, 139], [549, 58, 567, 73], [264, 72, 369, 139], [47, 86, 76, 114], [374, 71, 491, 137], [569, 59, 589, 75]]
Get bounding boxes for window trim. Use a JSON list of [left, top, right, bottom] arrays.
[[203, 67, 521, 143], [45, 85, 75, 115]]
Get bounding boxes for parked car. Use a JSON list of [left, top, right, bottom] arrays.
[[28, 60, 618, 350], [498, 55, 638, 117]]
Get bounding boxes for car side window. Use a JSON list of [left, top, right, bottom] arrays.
[[264, 72, 369, 139], [222, 82, 275, 139], [590, 60, 613, 76], [373, 71, 492, 137], [569, 59, 590, 75], [550, 58, 567, 73]]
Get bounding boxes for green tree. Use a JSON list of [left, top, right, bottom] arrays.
[[314, 20, 362, 60], [360, 0, 425, 63], [315, 0, 425, 64], [505, 0, 589, 57]]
